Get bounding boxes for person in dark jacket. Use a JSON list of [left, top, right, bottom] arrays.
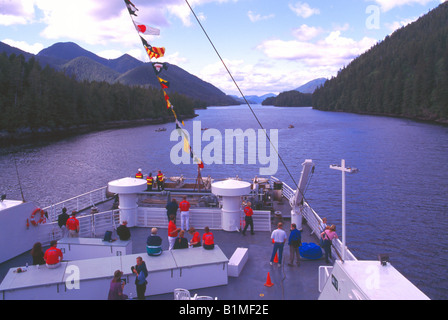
[[165, 199, 178, 221], [57, 207, 69, 237], [288, 223, 302, 267], [116, 220, 131, 241], [131, 256, 148, 300], [173, 230, 189, 250]]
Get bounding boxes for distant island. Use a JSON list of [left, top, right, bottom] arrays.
[[262, 91, 313, 107], [261, 78, 325, 107]]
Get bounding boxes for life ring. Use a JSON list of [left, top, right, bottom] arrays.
[[30, 208, 46, 226]]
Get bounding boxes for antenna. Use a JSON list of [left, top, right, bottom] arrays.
[[12, 153, 26, 202]]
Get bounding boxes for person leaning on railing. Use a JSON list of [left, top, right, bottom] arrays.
[[321, 225, 338, 264]]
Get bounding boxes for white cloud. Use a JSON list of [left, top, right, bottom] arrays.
[[289, 2, 320, 18], [371, 0, 435, 12], [36, 0, 133, 46], [385, 16, 419, 32], [166, 0, 238, 26], [0, 0, 35, 25], [292, 24, 322, 41], [196, 57, 325, 96], [257, 31, 377, 68], [248, 11, 275, 22], [1, 38, 44, 54]]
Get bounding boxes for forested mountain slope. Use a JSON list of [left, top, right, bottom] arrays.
[[312, 2, 448, 123]]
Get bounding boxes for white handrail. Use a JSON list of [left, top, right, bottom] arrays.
[[275, 178, 357, 262], [42, 187, 112, 222]]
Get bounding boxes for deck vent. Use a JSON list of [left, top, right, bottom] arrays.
[[378, 254, 390, 266]]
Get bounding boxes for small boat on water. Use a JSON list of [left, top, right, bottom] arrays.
[[155, 128, 167, 132]]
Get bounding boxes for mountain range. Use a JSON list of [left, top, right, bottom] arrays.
[[1, 41, 328, 107], [0, 41, 237, 106], [295, 78, 327, 94]]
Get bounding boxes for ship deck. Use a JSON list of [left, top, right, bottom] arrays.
[[0, 193, 326, 300]]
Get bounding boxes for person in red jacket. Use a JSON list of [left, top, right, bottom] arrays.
[[242, 201, 254, 236], [202, 226, 214, 250], [44, 240, 63, 269], [157, 170, 164, 191], [135, 168, 143, 179], [66, 211, 80, 238], [168, 215, 181, 251], [188, 227, 201, 248], [146, 173, 154, 191], [179, 196, 191, 231]]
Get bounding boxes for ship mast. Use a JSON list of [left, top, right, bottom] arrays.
[[330, 159, 358, 261]]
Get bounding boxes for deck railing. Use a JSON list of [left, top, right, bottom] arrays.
[[36, 209, 120, 246], [271, 177, 357, 262], [42, 187, 112, 222], [137, 207, 272, 232]]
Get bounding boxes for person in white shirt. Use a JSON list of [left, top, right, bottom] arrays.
[[270, 222, 287, 266]]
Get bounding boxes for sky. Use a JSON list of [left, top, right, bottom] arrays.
[[0, 0, 446, 97]]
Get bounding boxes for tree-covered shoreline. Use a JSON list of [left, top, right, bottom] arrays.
[[312, 2, 448, 123], [0, 53, 199, 141]]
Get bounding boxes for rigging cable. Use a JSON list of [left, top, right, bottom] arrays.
[[184, 0, 299, 189], [184, 1, 323, 300]]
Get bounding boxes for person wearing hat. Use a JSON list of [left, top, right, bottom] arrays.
[[108, 270, 128, 300], [135, 168, 143, 179]]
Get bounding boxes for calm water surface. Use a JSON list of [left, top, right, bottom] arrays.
[[1, 105, 447, 299]]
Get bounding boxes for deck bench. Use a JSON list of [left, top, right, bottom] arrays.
[[228, 247, 248, 277]]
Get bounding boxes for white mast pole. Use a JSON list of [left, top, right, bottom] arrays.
[[330, 160, 358, 262], [341, 159, 346, 261]]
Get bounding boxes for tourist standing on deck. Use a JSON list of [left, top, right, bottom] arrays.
[[135, 168, 143, 179], [321, 225, 338, 264], [188, 227, 201, 247], [270, 222, 287, 267], [202, 226, 215, 250], [157, 170, 164, 191], [166, 198, 178, 221], [132, 256, 148, 300], [168, 215, 181, 250], [242, 202, 254, 236], [179, 196, 191, 231], [57, 207, 69, 238], [44, 240, 63, 269], [66, 211, 79, 238], [288, 223, 302, 267], [146, 173, 154, 191]]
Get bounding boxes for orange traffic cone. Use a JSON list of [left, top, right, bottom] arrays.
[[273, 253, 279, 263], [264, 272, 274, 287]]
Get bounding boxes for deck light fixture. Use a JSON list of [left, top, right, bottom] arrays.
[[330, 160, 359, 262]]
